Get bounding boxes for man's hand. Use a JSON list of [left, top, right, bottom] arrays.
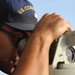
[[12, 13, 71, 75], [33, 13, 71, 43]]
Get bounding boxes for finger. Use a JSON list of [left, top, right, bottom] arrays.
[[67, 22, 72, 30], [60, 22, 72, 35], [52, 16, 72, 31], [49, 13, 63, 24], [37, 13, 50, 25], [43, 13, 62, 26]]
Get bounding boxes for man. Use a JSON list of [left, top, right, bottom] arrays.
[[0, 0, 71, 75], [0, 0, 37, 74]]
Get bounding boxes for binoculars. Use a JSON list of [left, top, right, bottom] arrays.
[[49, 31, 75, 75]]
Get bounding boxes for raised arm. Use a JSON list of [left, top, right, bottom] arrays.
[[12, 13, 71, 75]]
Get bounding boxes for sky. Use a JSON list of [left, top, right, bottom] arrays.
[[0, 0, 75, 75], [30, 0, 75, 30]]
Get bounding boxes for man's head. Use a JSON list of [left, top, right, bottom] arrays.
[[0, 0, 37, 74]]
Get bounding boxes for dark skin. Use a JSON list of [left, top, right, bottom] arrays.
[[12, 13, 71, 75], [0, 24, 30, 74], [0, 13, 71, 75]]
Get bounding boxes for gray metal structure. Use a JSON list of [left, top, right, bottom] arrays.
[[50, 31, 75, 75]]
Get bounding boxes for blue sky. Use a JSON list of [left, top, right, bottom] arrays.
[[30, 0, 75, 30], [0, 0, 75, 75]]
